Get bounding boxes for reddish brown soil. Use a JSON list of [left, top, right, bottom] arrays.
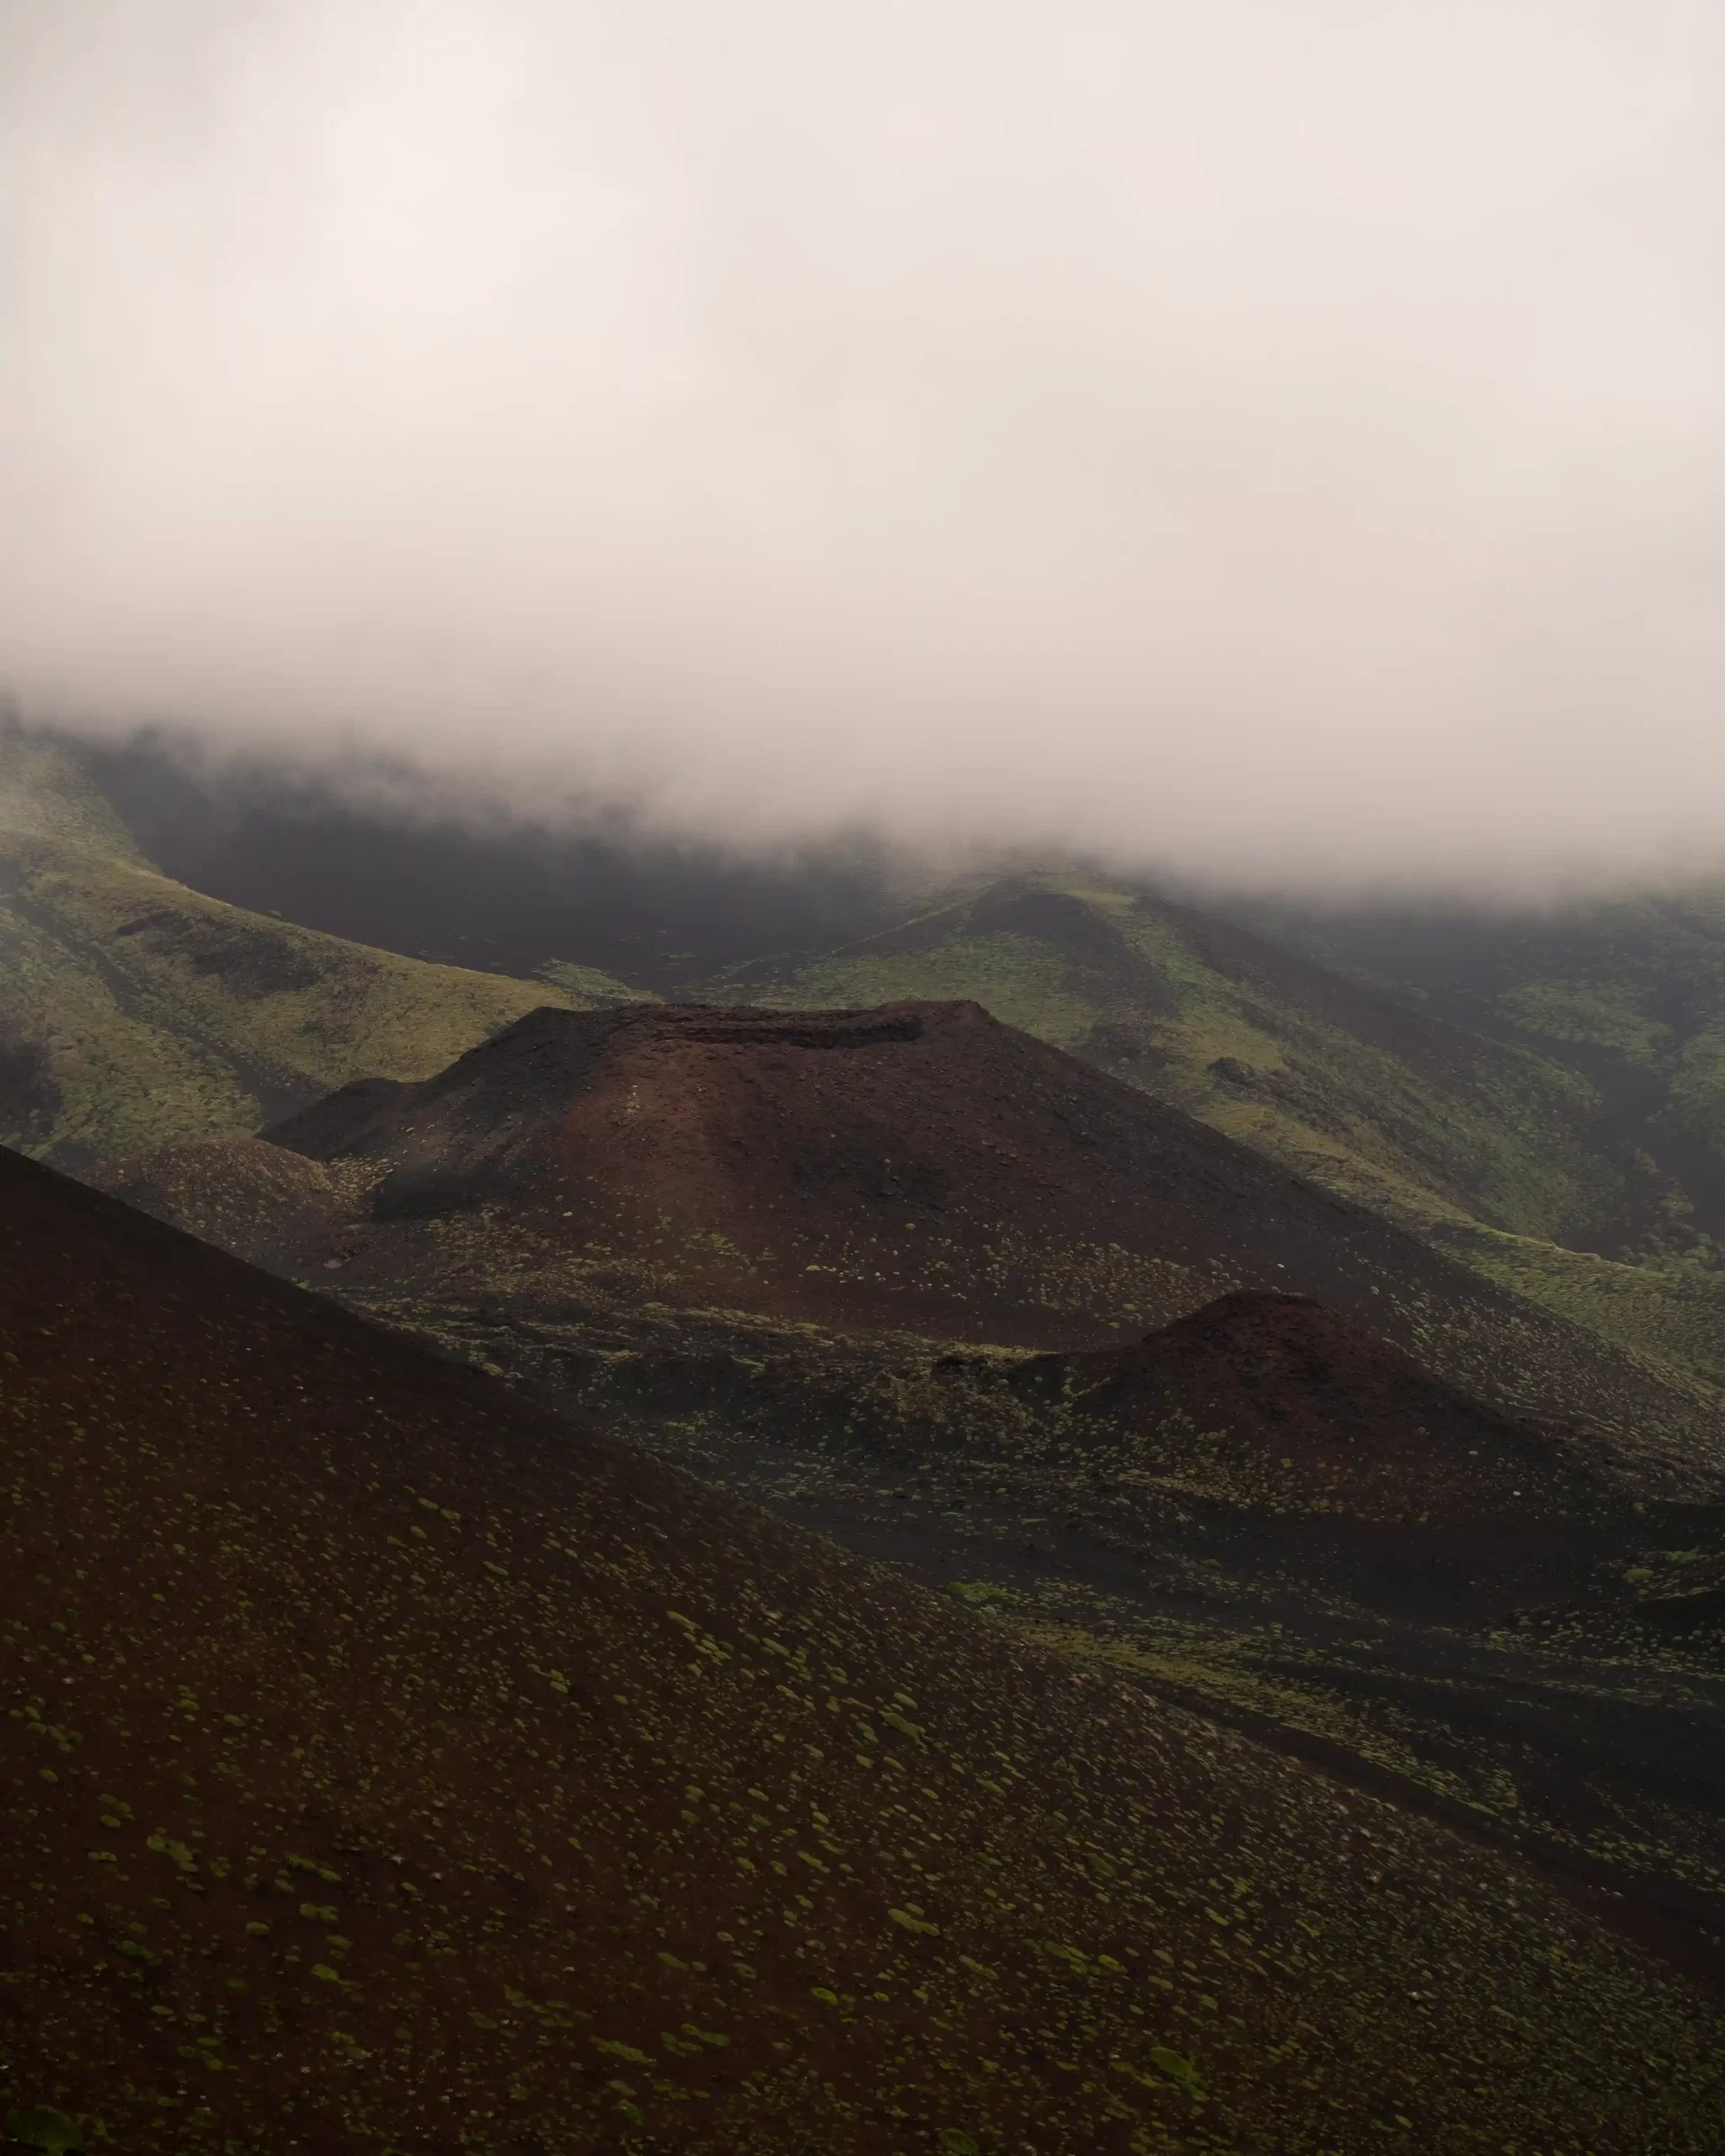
[[88, 1139, 362, 1273], [1018, 1290, 1602, 1524], [254, 1001, 1710, 1479], [265, 1000, 1454, 1345], [5, 1148, 1724, 2153]]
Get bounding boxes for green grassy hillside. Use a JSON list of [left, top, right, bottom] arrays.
[[1209, 888, 1725, 1390], [722, 871, 1634, 1247], [1423, 1220, 1725, 1396], [1236, 889, 1725, 1235], [0, 734, 650, 1167]]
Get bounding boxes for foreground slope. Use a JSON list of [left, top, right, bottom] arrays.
[[473, 1281, 1723, 1949], [3, 1150, 1725, 2155], [0, 734, 645, 1168], [254, 999, 1725, 1485]]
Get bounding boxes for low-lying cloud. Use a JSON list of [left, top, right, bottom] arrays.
[[4, 0, 1724, 893]]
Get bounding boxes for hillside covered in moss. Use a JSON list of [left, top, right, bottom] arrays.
[[0, 734, 649, 1168], [1236, 889, 1725, 1238]]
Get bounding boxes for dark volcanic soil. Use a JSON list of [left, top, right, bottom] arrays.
[[259, 1002, 1493, 1345], [6, 1145, 1725, 2153], [391, 1275, 1725, 1981], [1017, 1289, 1603, 1524], [88, 1137, 366, 1273]]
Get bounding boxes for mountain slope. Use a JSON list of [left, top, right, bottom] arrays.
[[0, 733, 649, 1167], [1233, 888, 1725, 1245], [1194, 888, 1725, 1392], [238, 998, 1725, 1487], [718, 869, 1637, 1249], [718, 873, 1725, 1403], [77, 1012, 1725, 1974], [6, 1144, 1725, 2154]]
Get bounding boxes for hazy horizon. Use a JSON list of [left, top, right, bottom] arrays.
[[5, 1, 1725, 897]]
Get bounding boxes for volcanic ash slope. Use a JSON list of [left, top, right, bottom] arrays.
[[3, 1145, 1724, 2151]]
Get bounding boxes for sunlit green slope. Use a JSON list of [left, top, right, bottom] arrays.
[[0, 734, 649, 1166]]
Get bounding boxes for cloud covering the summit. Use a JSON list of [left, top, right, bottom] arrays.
[[3, 0, 1725, 890]]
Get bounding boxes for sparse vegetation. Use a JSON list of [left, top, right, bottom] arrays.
[[4, 1148, 1724, 2151]]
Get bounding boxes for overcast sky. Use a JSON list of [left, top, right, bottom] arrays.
[[3, 0, 1724, 892]]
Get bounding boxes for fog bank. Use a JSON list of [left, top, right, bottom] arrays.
[[4, 1, 1724, 893]]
